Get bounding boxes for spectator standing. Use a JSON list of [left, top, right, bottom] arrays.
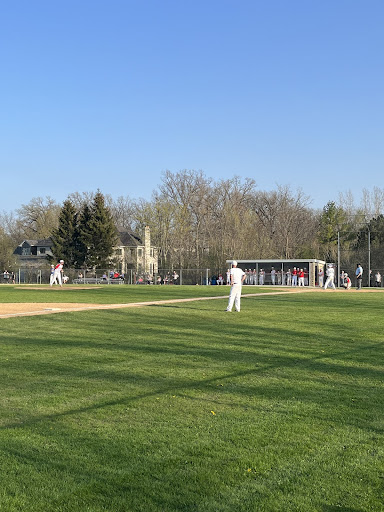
[[369, 270, 373, 287], [375, 271, 382, 287]]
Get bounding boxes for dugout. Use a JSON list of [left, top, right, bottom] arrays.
[[225, 259, 326, 287]]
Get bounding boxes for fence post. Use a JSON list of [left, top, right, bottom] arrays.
[[180, 268, 182, 286]]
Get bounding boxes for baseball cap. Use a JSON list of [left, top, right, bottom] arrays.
[[232, 260, 237, 266]]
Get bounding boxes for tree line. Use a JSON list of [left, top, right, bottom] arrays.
[[1, 170, 384, 272]]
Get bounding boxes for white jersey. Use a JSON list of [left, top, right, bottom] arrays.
[[230, 267, 245, 285], [54, 262, 63, 273]]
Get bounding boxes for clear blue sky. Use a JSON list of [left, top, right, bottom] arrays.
[[1, 0, 383, 213]]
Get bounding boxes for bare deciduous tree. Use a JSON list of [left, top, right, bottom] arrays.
[[16, 197, 60, 240]]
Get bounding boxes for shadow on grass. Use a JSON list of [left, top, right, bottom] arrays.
[[1, 297, 383, 434], [321, 506, 366, 512]]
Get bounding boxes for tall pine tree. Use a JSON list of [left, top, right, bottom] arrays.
[[76, 203, 93, 268], [87, 191, 118, 268], [50, 199, 78, 265]]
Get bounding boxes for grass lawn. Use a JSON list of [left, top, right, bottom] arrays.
[[0, 283, 283, 305], [0, 286, 383, 511]]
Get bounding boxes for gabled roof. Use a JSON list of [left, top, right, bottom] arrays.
[[17, 238, 53, 247], [118, 232, 143, 247], [20, 240, 38, 247], [37, 238, 53, 246]]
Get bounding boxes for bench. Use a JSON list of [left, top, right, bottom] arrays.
[[73, 278, 103, 285], [73, 278, 125, 285]]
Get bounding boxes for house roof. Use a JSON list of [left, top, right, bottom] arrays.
[[37, 238, 53, 246], [18, 238, 52, 248], [118, 232, 143, 247]]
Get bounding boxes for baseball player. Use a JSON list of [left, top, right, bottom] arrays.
[[324, 264, 336, 290], [342, 273, 351, 289], [291, 267, 298, 286], [318, 266, 324, 287], [49, 264, 55, 286], [226, 261, 246, 312], [50, 260, 64, 287]]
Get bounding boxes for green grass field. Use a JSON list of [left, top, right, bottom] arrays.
[[0, 283, 281, 304], [0, 286, 383, 511]]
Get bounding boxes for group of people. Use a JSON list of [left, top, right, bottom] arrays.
[[50, 260, 65, 287], [156, 271, 179, 285], [102, 270, 125, 280], [3, 270, 15, 284], [323, 263, 365, 290], [135, 271, 179, 285], [370, 270, 382, 287], [225, 259, 383, 313], [225, 267, 309, 286], [224, 261, 309, 313]]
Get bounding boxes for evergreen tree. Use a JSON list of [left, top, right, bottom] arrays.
[[356, 214, 384, 248], [76, 203, 93, 267], [355, 214, 384, 270], [318, 201, 349, 261], [50, 200, 77, 265], [87, 191, 118, 268]]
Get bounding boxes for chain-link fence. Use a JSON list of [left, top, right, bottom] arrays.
[[4, 257, 383, 288], [2, 268, 229, 286]]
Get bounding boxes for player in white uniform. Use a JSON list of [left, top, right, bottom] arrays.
[[324, 265, 336, 290], [318, 267, 324, 288], [226, 261, 246, 312], [49, 265, 55, 286], [50, 260, 64, 287]]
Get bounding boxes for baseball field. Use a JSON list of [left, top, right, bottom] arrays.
[[0, 285, 383, 511]]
